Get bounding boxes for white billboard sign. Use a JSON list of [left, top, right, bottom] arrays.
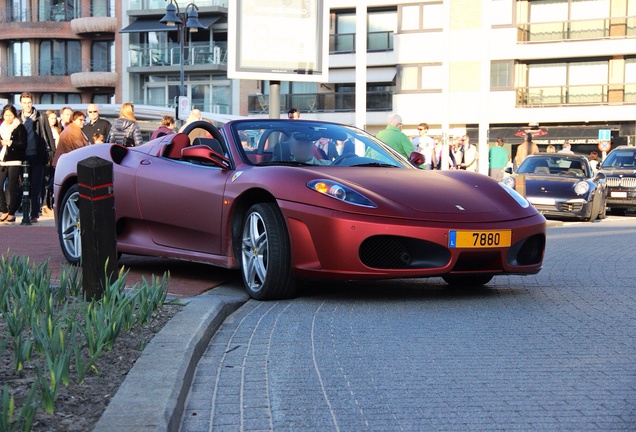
[[228, 0, 328, 82]]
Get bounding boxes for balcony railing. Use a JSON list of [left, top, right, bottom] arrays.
[[2, 4, 113, 20], [128, 0, 228, 9], [90, 3, 115, 17], [41, 4, 82, 22], [4, 60, 112, 77], [247, 91, 393, 114], [516, 84, 618, 106], [132, 98, 231, 115], [329, 31, 394, 53], [517, 16, 636, 42], [129, 42, 228, 68]]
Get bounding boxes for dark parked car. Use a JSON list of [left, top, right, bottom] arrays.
[[599, 145, 636, 215], [502, 154, 607, 222], [54, 119, 546, 300]]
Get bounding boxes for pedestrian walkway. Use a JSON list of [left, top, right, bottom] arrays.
[[0, 215, 238, 298]]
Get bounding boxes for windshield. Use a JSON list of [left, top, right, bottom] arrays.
[[601, 149, 636, 168], [231, 120, 413, 168], [517, 155, 589, 178]]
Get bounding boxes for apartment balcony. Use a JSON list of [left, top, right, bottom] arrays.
[[517, 16, 636, 43], [128, 43, 227, 71], [247, 91, 393, 114], [516, 84, 636, 107], [128, 0, 228, 9], [71, 16, 117, 34], [329, 31, 394, 54], [71, 70, 118, 88]]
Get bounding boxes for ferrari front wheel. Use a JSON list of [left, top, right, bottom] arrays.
[[58, 184, 81, 264], [442, 274, 493, 287], [241, 203, 297, 300]]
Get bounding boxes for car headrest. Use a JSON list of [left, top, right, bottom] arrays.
[[192, 137, 224, 156], [163, 133, 190, 159]]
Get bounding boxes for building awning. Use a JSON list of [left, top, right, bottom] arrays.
[[119, 16, 220, 33], [485, 126, 608, 145], [328, 67, 396, 84]]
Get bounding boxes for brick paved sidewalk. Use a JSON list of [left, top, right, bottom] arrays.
[[0, 215, 237, 298]]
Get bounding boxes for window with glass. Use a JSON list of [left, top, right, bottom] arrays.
[[526, 60, 609, 104], [40, 93, 82, 104], [491, 61, 513, 89], [143, 75, 231, 114], [399, 64, 442, 92], [39, 40, 81, 76], [523, 0, 610, 41], [10, 0, 30, 21], [399, 2, 443, 32], [8, 41, 31, 76], [368, 10, 396, 51], [332, 12, 356, 53], [39, 0, 78, 22], [91, 41, 115, 72], [92, 94, 114, 104], [331, 8, 396, 53], [91, 0, 114, 17]]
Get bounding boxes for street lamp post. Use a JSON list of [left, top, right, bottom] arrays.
[[160, 1, 205, 118]]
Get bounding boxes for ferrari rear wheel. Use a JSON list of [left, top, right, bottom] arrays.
[[58, 184, 81, 264], [241, 203, 297, 300], [442, 274, 493, 287]]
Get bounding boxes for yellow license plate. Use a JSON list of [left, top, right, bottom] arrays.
[[449, 230, 511, 249]]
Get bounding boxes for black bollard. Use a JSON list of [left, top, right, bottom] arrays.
[[20, 160, 31, 225], [77, 156, 118, 300]]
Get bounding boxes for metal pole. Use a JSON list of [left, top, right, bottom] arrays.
[[20, 160, 31, 225], [180, 16, 185, 99], [269, 81, 280, 119]]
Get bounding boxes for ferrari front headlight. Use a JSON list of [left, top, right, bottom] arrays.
[[308, 180, 377, 208], [499, 181, 530, 208]]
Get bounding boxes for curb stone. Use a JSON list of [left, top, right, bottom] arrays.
[[93, 283, 249, 432]]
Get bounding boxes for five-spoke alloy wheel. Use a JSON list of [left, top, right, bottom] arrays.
[[241, 203, 296, 300], [58, 184, 81, 264]]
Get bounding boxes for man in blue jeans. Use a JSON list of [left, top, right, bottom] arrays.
[[18, 92, 55, 223]]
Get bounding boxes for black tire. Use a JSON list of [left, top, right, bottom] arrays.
[[442, 274, 493, 287], [58, 184, 81, 264], [599, 198, 607, 219], [587, 195, 601, 222], [240, 203, 297, 300]]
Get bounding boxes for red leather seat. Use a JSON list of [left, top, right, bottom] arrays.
[[162, 133, 190, 159]]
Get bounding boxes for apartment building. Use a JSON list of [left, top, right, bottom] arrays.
[[2, 0, 635, 172], [0, 0, 118, 105], [244, 0, 636, 172], [120, 0, 230, 114]]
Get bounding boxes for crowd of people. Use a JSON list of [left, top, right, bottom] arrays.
[[0, 97, 169, 224], [374, 113, 601, 180]]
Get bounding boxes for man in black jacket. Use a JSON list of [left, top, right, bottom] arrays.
[[18, 92, 55, 222], [83, 104, 111, 144]]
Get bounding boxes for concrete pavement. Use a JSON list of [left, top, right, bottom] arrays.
[[1, 216, 563, 431]]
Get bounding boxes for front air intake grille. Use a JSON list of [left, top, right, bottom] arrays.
[[359, 235, 450, 269], [506, 233, 546, 266]]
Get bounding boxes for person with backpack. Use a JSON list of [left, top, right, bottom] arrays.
[[108, 102, 143, 147]]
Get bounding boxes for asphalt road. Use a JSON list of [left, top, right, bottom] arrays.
[[181, 216, 636, 431]]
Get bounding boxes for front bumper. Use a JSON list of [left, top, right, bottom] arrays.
[[279, 200, 546, 280], [606, 187, 636, 209], [527, 196, 594, 220]]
